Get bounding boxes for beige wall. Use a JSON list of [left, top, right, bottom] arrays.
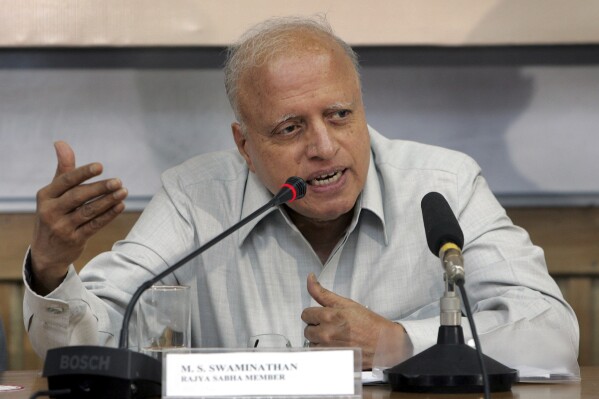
[[1, 0, 599, 46]]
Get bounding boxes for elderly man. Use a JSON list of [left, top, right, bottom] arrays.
[[24, 17, 578, 370]]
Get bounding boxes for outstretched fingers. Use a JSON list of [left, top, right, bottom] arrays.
[[30, 141, 128, 294], [43, 162, 104, 200], [76, 201, 127, 240]]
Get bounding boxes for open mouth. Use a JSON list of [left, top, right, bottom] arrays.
[[308, 169, 344, 186]]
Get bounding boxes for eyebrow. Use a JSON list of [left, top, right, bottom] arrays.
[[328, 101, 354, 110], [274, 102, 354, 123], [267, 102, 356, 132], [273, 113, 299, 126]]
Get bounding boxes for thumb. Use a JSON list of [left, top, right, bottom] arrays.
[[53, 140, 76, 177], [307, 272, 351, 308]]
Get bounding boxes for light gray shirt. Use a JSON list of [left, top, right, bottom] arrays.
[[23, 127, 579, 372]]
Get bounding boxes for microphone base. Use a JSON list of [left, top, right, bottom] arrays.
[[43, 346, 162, 398], [385, 326, 517, 393]]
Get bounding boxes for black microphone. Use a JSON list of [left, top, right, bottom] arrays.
[[386, 191, 516, 395], [118, 176, 306, 348], [421, 191, 464, 255], [421, 192, 465, 283], [42, 176, 307, 398]]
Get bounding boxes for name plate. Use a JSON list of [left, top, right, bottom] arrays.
[[163, 348, 361, 398]]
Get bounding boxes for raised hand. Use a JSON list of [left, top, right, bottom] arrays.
[[30, 141, 128, 294], [301, 273, 411, 369]]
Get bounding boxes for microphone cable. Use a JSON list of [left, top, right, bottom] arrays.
[[456, 279, 491, 399]]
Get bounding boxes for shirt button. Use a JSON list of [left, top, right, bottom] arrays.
[[46, 306, 65, 314]]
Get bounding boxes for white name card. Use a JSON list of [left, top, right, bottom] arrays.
[[163, 349, 360, 398]]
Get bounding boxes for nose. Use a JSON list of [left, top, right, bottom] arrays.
[[304, 120, 338, 160]]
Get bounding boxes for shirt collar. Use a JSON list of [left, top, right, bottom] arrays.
[[355, 150, 389, 245], [237, 148, 388, 247]]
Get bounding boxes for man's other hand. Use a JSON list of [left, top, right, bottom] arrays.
[[301, 273, 411, 369], [30, 141, 128, 295]]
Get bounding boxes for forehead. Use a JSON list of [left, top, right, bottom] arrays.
[[237, 35, 360, 124]]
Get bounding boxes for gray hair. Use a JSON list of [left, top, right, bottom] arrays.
[[224, 15, 360, 125]]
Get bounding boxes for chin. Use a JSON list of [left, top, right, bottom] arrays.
[[289, 195, 357, 221], [306, 205, 356, 222]]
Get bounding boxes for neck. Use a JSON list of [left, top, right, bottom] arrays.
[[285, 206, 355, 264]]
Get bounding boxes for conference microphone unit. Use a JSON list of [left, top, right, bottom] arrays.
[[386, 192, 517, 396], [41, 177, 307, 399]]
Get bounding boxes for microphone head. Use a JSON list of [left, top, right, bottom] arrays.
[[272, 176, 307, 205], [421, 192, 464, 256], [284, 176, 307, 202]]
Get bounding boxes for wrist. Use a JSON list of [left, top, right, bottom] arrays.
[[29, 252, 69, 296], [371, 321, 413, 370]]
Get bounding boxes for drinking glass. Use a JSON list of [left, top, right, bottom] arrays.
[[137, 285, 191, 359]]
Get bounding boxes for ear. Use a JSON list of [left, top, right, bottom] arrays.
[[232, 122, 255, 173]]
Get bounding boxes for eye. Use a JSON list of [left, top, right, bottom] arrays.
[[273, 123, 301, 137], [330, 109, 352, 121]]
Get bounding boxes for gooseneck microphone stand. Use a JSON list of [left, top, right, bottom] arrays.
[[40, 177, 307, 399]]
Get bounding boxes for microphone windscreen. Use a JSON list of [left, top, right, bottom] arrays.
[[286, 176, 307, 200], [421, 192, 464, 256]]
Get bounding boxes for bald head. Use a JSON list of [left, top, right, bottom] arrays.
[[224, 16, 361, 126]]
